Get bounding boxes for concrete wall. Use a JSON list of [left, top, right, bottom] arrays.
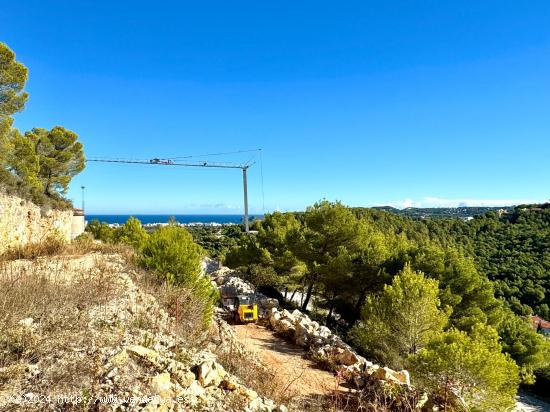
[[0, 193, 84, 254]]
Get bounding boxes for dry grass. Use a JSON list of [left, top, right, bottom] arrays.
[[131, 267, 210, 348], [215, 343, 295, 406], [0, 232, 134, 262], [0, 247, 125, 406]]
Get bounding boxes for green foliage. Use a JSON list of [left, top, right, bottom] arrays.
[[497, 308, 550, 384], [409, 324, 519, 411], [141, 225, 203, 284], [289, 200, 366, 311], [186, 224, 244, 259], [351, 264, 448, 368], [224, 235, 272, 269], [410, 245, 503, 330], [7, 129, 41, 190], [86, 220, 116, 243], [113, 217, 149, 251], [140, 224, 216, 326], [0, 42, 28, 118], [25, 126, 85, 195], [221, 201, 549, 388]]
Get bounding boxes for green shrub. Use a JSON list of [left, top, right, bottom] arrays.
[[85, 219, 115, 243], [140, 225, 216, 326], [113, 217, 148, 251]]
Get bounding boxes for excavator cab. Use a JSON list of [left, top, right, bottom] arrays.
[[220, 285, 258, 323], [235, 295, 258, 323]]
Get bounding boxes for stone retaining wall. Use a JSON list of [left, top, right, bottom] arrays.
[[0, 193, 84, 253]]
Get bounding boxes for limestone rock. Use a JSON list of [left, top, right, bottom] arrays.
[[18, 318, 35, 329], [196, 360, 226, 387], [150, 372, 173, 398], [127, 345, 162, 368]]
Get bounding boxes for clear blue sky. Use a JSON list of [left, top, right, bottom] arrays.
[[2, 1, 549, 214]]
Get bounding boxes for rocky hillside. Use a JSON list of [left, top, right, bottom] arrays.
[[0, 250, 285, 411]]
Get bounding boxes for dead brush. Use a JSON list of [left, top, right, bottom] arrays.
[[307, 379, 422, 412], [0, 234, 66, 260], [132, 270, 209, 347], [0, 233, 135, 262], [0, 252, 125, 404]]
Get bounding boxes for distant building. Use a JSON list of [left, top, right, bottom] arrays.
[[530, 315, 550, 336], [72, 208, 86, 239]]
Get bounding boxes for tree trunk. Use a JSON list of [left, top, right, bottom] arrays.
[[326, 299, 335, 323], [289, 288, 297, 303], [301, 281, 314, 311]]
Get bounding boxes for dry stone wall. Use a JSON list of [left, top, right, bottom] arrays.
[[0, 193, 82, 253]]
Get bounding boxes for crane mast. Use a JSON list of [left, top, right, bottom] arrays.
[[87, 157, 254, 232]]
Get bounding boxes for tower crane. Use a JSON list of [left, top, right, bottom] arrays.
[[86, 153, 260, 232]]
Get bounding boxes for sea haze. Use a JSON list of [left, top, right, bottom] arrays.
[[86, 215, 263, 225]]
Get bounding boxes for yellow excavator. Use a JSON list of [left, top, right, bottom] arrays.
[[220, 286, 258, 323]]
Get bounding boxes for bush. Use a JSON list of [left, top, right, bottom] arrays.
[[113, 216, 149, 251], [140, 224, 217, 326], [86, 219, 115, 243]]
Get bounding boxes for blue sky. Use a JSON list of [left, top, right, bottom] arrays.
[[2, 1, 549, 214]]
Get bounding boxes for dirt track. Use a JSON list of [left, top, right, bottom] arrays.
[[233, 323, 346, 399]]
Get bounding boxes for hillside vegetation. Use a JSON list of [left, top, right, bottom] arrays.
[[215, 201, 549, 408], [0, 236, 293, 411]]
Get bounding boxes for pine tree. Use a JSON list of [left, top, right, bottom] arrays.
[[351, 264, 449, 368], [25, 126, 85, 195], [409, 324, 519, 411]]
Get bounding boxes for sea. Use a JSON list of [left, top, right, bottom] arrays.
[[86, 214, 262, 225]]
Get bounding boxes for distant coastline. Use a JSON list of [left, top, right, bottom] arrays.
[[86, 214, 263, 225]]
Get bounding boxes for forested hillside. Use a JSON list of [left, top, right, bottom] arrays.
[[373, 205, 505, 219], [212, 201, 550, 406]]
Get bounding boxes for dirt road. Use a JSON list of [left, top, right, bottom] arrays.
[[233, 323, 346, 399]]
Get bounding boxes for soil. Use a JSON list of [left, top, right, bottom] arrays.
[[233, 323, 348, 399]]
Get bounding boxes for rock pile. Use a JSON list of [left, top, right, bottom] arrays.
[[100, 344, 285, 412], [203, 258, 279, 316], [266, 308, 411, 389]]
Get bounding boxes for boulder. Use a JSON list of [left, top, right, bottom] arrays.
[[150, 372, 173, 398], [127, 345, 162, 368], [280, 309, 293, 321], [294, 319, 311, 339], [167, 360, 196, 388], [332, 347, 358, 366], [183, 380, 206, 398], [18, 318, 35, 329], [269, 311, 281, 328], [393, 369, 410, 386], [196, 360, 226, 387], [109, 349, 130, 367], [318, 326, 331, 339]]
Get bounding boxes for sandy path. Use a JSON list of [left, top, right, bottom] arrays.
[[233, 323, 345, 398]]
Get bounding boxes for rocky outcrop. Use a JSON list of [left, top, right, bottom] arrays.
[[266, 307, 413, 391], [99, 344, 284, 411]]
